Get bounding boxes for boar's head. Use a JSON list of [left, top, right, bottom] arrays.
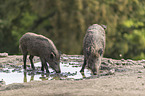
[[88, 49, 103, 75], [47, 52, 61, 73]]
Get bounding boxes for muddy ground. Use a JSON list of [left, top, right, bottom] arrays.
[[0, 55, 145, 96]]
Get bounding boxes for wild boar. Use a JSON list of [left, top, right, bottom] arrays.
[[80, 24, 106, 75], [19, 32, 61, 73]]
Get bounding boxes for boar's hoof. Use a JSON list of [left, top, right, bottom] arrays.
[[93, 72, 97, 75], [56, 70, 61, 73], [80, 69, 84, 73]]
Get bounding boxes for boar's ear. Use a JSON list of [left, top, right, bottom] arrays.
[[101, 24, 107, 29], [50, 52, 55, 60]]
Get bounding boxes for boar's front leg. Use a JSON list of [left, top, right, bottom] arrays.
[[29, 55, 35, 70], [80, 57, 87, 72], [40, 58, 49, 73]]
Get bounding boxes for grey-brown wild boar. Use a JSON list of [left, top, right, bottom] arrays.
[[19, 32, 61, 73], [80, 24, 106, 75]]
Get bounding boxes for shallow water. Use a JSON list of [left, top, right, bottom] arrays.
[[0, 56, 93, 85]]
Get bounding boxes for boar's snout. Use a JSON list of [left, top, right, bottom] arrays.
[[55, 65, 61, 73], [88, 56, 102, 75], [49, 61, 61, 73]]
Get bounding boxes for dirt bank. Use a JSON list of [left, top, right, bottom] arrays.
[[0, 55, 145, 96]]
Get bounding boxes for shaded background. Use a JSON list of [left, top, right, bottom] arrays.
[[0, 0, 145, 60]]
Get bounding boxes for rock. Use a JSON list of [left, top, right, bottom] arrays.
[[141, 60, 145, 63], [115, 62, 121, 65], [115, 68, 127, 72], [108, 59, 113, 64], [137, 76, 142, 78], [126, 62, 133, 65], [137, 63, 142, 65], [0, 69, 3, 72], [138, 70, 143, 73], [3, 70, 10, 73], [107, 69, 115, 75], [100, 65, 111, 70], [122, 62, 126, 65], [0, 53, 8, 57], [101, 62, 109, 65], [0, 65, 3, 67], [127, 59, 133, 62], [0, 79, 6, 87], [121, 59, 125, 61]]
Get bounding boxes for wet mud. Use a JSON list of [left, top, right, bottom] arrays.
[[1, 55, 145, 86], [1, 55, 145, 96]]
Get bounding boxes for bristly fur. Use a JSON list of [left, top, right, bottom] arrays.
[[80, 24, 106, 75], [19, 32, 61, 73]]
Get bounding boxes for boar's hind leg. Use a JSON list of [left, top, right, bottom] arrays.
[[80, 58, 87, 72], [40, 58, 44, 71], [23, 52, 28, 70], [40, 58, 49, 73], [29, 55, 35, 70]]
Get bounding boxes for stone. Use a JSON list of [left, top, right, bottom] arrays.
[[0, 53, 8, 57]]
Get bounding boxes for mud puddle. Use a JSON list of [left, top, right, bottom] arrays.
[[0, 56, 93, 85], [0, 55, 134, 85]]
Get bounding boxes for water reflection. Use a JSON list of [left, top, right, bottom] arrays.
[[23, 72, 50, 82], [24, 72, 27, 82]]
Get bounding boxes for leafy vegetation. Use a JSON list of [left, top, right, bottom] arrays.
[[0, 0, 145, 60]]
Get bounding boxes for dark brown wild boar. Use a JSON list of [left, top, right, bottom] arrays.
[[80, 24, 106, 75], [19, 32, 61, 73]]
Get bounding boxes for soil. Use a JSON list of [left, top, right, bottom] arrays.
[[0, 55, 145, 96]]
